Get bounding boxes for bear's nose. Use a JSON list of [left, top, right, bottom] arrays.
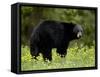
[[77, 32, 82, 38]]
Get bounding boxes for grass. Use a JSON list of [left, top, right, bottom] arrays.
[[21, 44, 95, 71]]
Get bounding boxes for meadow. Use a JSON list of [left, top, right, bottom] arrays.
[[21, 44, 95, 71]]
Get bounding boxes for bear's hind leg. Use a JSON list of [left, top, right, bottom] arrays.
[[30, 46, 39, 60]]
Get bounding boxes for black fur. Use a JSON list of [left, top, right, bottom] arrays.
[[30, 20, 83, 61]]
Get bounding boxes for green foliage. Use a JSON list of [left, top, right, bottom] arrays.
[[21, 45, 95, 71], [21, 6, 96, 46]]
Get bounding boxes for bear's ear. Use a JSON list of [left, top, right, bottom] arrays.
[[70, 22, 76, 25]]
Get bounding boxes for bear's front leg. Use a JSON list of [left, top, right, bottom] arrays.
[[56, 48, 67, 58]]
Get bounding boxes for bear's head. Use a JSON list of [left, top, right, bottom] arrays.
[[72, 24, 83, 39]]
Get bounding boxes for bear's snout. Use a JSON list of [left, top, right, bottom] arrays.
[[77, 31, 82, 39]]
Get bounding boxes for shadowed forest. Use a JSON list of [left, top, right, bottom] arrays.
[[21, 6, 96, 71]]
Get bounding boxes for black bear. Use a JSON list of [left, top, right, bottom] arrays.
[[30, 20, 83, 61]]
